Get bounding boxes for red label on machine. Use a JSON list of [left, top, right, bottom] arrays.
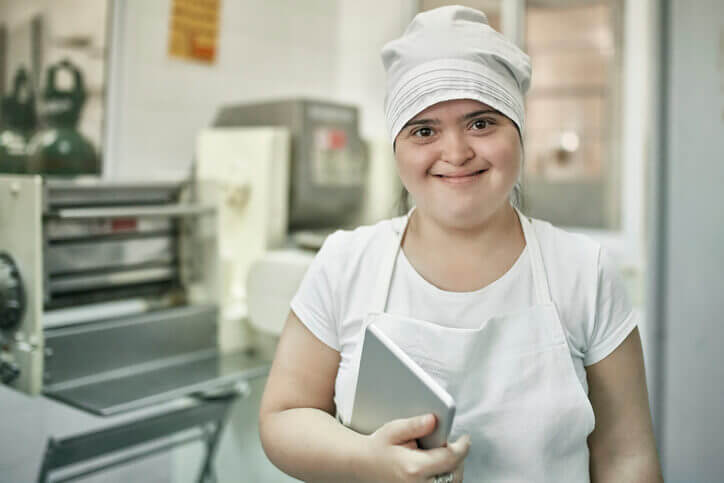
[[111, 218, 138, 232], [316, 128, 347, 150]]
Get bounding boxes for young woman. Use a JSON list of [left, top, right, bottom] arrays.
[[259, 6, 662, 482]]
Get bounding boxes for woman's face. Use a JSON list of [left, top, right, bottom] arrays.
[[394, 98, 522, 229]]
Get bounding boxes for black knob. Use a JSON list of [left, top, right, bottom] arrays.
[[0, 361, 20, 384], [0, 253, 26, 331]]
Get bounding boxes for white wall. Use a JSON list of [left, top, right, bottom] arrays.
[[106, 0, 341, 179], [333, 0, 417, 140], [659, 0, 724, 480]]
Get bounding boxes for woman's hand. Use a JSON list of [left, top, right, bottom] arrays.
[[359, 413, 471, 482]]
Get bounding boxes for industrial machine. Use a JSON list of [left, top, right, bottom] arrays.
[[205, 100, 371, 338], [0, 100, 371, 480], [213, 98, 367, 232], [0, 175, 270, 481]]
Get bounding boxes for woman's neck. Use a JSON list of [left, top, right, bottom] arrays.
[[401, 203, 526, 292]]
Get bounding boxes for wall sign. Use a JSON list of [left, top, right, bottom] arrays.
[[168, 0, 220, 64]]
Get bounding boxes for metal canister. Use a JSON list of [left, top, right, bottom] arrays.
[[26, 59, 99, 176], [0, 68, 37, 174]]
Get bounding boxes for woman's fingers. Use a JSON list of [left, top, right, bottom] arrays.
[[416, 434, 471, 476], [378, 413, 437, 445], [400, 439, 419, 450]]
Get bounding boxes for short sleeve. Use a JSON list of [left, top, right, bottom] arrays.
[[289, 233, 342, 351], [583, 248, 638, 366]]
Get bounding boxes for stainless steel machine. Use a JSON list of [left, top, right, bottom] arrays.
[[213, 98, 367, 232], [0, 175, 270, 481]]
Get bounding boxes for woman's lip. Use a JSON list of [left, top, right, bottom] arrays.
[[432, 169, 488, 183]]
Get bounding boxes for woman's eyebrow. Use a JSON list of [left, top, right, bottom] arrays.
[[402, 118, 440, 129], [460, 109, 498, 120], [402, 109, 500, 130]]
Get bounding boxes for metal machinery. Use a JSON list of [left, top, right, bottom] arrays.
[[0, 175, 270, 482], [213, 98, 367, 232], [207, 99, 370, 338]]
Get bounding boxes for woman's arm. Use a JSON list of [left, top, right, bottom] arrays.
[[259, 310, 368, 481], [586, 327, 663, 482], [259, 311, 469, 482]]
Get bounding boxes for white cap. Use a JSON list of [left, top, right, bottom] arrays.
[[382, 6, 532, 143]]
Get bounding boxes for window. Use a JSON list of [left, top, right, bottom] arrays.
[[523, 1, 623, 229], [419, 0, 625, 231]]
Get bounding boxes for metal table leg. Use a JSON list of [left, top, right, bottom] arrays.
[[36, 393, 241, 483]]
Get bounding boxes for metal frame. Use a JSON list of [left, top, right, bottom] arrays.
[[36, 391, 244, 483], [646, 0, 666, 448], [101, 0, 125, 180], [0, 23, 6, 96]]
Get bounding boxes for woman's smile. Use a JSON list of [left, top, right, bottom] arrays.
[[431, 168, 488, 184]]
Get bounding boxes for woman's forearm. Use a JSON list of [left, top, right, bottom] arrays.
[[590, 450, 663, 483], [259, 407, 371, 482]]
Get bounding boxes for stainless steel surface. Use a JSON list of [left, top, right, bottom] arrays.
[[46, 237, 174, 274], [45, 350, 270, 415], [48, 266, 177, 293], [43, 305, 218, 388], [45, 218, 173, 240], [36, 394, 239, 482], [43, 299, 149, 329], [44, 180, 181, 208], [0, 175, 220, 401], [213, 98, 367, 230], [51, 203, 214, 219]]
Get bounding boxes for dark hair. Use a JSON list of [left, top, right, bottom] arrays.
[[395, 126, 525, 215]]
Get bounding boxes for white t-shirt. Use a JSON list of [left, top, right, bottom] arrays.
[[290, 214, 637, 406]]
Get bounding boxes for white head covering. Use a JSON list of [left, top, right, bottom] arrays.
[[382, 6, 532, 143]]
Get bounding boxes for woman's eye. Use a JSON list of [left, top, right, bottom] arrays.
[[471, 119, 491, 130], [413, 127, 434, 137]]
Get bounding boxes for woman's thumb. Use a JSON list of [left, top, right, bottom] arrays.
[[381, 414, 436, 444]]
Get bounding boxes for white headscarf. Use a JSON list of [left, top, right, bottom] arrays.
[[382, 6, 532, 143]]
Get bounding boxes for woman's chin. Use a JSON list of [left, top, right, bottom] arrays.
[[422, 196, 509, 228]]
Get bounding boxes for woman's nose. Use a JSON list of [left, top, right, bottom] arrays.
[[441, 131, 474, 166]]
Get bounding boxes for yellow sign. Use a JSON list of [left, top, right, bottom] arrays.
[[168, 0, 220, 63]]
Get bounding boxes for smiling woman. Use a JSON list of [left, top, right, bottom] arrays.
[[259, 5, 662, 483], [394, 99, 523, 229]]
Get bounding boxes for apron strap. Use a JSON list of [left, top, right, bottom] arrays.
[[370, 209, 413, 313], [515, 208, 553, 305], [372, 206, 553, 312]]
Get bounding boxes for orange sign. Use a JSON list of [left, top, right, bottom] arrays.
[[168, 0, 220, 63]]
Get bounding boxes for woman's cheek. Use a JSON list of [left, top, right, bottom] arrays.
[[486, 143, 521, 182], [396, 151, 429, 189]]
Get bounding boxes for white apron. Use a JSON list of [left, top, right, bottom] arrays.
[[343, 208, 595, 482]]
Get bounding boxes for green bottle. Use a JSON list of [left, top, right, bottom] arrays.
[[0, 67, 36, 174], [27, 59, 99, 176]]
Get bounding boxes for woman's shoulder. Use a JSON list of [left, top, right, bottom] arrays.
[[317, 215, 405, 272], [528, 215, 603, 304], [529, 216, 601, 268]]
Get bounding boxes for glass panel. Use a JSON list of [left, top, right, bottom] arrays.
[[522, 1, 622, 229]]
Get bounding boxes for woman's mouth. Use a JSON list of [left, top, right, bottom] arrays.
[[432, 169, 488, 183]]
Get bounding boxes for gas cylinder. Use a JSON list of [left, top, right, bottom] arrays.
[[26, 59, 99, 176], [0, 68, 36, 174]]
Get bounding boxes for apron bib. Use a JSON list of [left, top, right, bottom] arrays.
[[343, 208, 595, 482]]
